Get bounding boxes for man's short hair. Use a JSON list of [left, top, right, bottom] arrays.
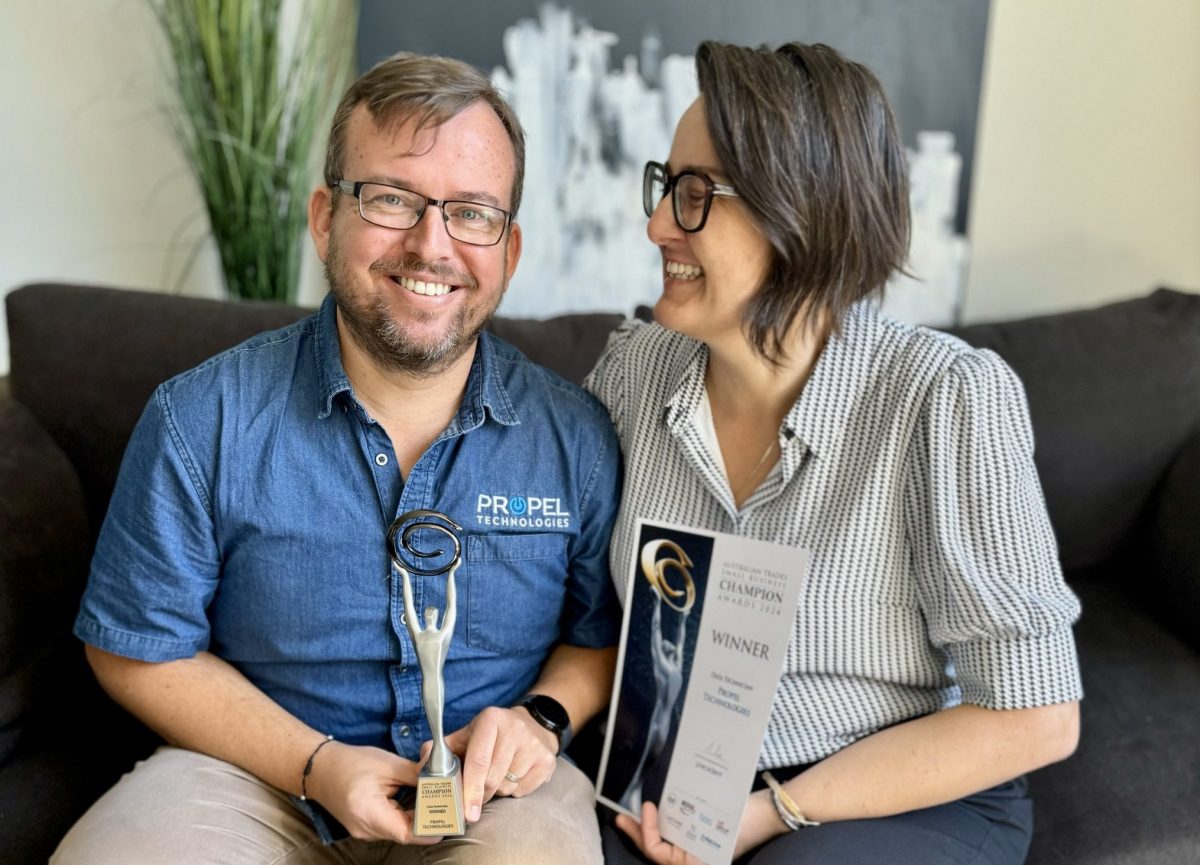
[[323, 52, 526, 217], [696, 41, 911, 360]]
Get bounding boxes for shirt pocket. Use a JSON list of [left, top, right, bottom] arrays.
[[464, 532, 569, 655]]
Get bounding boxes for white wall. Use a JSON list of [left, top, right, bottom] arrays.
[[2, 1, 1199, 375], [0, 0, 327, 377], [965, 0, 1200, 322]]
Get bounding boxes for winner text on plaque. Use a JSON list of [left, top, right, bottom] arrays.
[[388, 510, 467, 837]]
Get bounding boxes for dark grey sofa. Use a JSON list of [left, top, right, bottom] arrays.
[[2, 282, 1198, 864]]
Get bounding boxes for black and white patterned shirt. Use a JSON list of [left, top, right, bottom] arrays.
[[585, 301, 1084, 770]]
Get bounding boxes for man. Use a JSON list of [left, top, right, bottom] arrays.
[[53, 53, 621, 864]]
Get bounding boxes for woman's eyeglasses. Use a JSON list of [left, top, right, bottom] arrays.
[[642, 161, 739, 232]]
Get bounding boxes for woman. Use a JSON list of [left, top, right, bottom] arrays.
[[585, 41, 1082, 865]]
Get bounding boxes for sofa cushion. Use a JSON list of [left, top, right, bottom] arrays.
[[6, 284, 310, 540], [1148, 431, 1200, 652], [488, 311, 625, 386], [1025, 579, 1200, 865], [946, 288, 1200, 572], [0, 398, 90, 766]]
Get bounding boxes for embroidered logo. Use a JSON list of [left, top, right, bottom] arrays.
[[475, 494, 571, 529]]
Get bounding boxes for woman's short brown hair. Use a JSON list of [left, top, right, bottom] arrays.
[[696, 41, 910, 360], [323, 52, 526, 216]]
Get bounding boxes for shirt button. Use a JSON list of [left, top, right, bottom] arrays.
[[399, 725, 412, 738], [375, 453, 389, 466]]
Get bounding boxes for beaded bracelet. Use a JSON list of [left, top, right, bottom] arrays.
[[299, 734, 335, 801], [761, 770, 820, 830]]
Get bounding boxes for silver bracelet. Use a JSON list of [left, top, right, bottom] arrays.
[[770, 789, 804, 830], [762, 770, 820, 830]]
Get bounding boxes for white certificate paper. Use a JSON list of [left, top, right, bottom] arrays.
[[596, 519, 809, 865]]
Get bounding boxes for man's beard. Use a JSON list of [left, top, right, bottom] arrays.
[[325, 238, 506, 377]]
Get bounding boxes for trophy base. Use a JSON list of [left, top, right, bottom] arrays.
[[413, 767, 466, 836]]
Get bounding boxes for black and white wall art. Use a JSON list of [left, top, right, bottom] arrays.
[[358, 1, 990, 326]]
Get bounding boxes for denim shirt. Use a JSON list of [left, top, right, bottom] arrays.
[[76, 294, 622, 765]]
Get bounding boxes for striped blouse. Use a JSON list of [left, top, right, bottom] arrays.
[[584, 301, 1083, 770]]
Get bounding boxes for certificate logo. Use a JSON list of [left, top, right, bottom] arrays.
[[615, 538, 699, 815]]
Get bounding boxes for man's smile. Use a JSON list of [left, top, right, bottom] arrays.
[[391, 275, 455, 297]]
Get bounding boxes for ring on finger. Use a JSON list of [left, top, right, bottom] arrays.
[[504, 771, 522, 784]]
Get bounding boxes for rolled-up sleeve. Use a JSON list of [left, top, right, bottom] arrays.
[[906, 349, 1084, 710], [74, 384, 220, 661]]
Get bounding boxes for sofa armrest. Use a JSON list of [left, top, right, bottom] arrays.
[[1148, 430, 1200, 650], [0, 396, 91, 765]]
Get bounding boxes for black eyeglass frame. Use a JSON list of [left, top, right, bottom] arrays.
[[332, 179, 514, 247], [642, 161, 739, 233]]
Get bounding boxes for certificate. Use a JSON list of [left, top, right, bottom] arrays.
[[596, 519, 808, 865]]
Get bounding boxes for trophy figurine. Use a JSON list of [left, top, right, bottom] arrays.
[[387, 510, 466, 837]]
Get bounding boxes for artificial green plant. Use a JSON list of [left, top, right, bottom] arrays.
[[155, 0, 357, 302]]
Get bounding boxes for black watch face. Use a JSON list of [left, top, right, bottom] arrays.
[[527, 695, 568, 731]]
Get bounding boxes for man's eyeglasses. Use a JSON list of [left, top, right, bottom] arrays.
[[333, 180, 513, 247], [642, 161, 739, 233]]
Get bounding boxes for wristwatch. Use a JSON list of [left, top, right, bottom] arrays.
[[520, 693, 572, 755]]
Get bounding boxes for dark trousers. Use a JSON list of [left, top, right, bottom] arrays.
[[601, 777, 1033, 865]]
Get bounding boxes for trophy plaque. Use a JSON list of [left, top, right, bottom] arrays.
[[387, 509, 466, 837]]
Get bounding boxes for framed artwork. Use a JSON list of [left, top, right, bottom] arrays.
[[358, 0, 990, 326]]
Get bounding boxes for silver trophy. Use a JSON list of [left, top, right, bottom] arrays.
[[387, 510, 466, 836]]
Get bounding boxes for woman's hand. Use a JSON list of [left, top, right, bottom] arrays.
[[616, 791, 786, 863], [615, 802, 703, 865]]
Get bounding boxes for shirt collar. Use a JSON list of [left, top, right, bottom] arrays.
[[784, 300, 884, 458], [659, 301, 885, 460], [314, 294, 352, 419], [661, 332, 709, 435], [312, 294, 519, 429], [456, 330, 520, 431]]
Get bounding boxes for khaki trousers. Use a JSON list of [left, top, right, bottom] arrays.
[[52, 746, 603, 865]]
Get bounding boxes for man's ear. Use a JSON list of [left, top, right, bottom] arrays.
[[504, 221, 522, 282], [308, 185, 334, 263]]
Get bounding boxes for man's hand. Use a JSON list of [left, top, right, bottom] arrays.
[[305, 741, 441, 845], [441, 705, 559, 822]]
